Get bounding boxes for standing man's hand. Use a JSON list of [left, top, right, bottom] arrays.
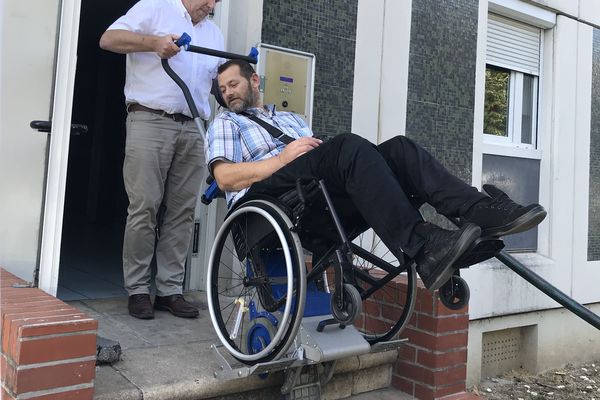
[[154, 34, 182, 59]]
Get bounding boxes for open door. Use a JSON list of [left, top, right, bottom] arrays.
[[0, 0, 81, 295]]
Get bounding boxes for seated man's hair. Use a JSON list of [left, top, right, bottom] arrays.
[[218, 59, 256, 80]]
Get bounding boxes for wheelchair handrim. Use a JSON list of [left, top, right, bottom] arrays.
[[206, 205, 297, 362]]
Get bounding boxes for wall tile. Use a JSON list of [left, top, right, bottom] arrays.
[[262, 0, 358, 135], [588, 29, 600, 260], [406, 0, 479, 182]]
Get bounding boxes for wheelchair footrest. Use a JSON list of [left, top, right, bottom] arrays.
[[454, 237, 504, 269]]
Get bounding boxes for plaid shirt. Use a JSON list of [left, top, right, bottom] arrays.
[[206, 104, 313, 206]]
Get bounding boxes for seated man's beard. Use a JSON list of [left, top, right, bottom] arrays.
[[230, 87, 259, 113]]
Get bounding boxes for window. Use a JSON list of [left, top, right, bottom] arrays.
[[482, 13, 544, 251], [484, 66, 538, 148], [484, 14, 541, 151]]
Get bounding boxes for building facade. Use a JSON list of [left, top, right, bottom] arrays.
[[1, 0, 599, 390]]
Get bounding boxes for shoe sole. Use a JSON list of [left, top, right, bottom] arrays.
[[453, 237, 505, 269], [424, 224, 481, 291], [129, 311, 154, 319], [154, 304, 199, 318], [481, 206, 547, 237]]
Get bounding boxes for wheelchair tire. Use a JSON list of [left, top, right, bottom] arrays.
[[439, 274, 470, 310], [207, 200, 306, 364], [348, 231, 417, 344]]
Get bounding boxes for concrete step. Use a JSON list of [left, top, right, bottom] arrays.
[[94, 343, 399, 400], [72, 294, 399, 400]]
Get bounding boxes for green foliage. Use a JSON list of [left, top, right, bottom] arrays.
[[484, 68, 509, 136]]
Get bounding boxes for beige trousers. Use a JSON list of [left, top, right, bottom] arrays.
[[122, 111, 204, 296]]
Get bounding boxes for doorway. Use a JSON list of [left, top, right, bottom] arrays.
[[57, 0, 223, 301], [57, 0, 135, 300]]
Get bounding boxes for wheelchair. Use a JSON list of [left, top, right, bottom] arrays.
[[160, 35, 507, 368], [205, 178, 504, 366]]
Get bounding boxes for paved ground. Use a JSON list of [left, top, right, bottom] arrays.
[[70, 292, 409, 400]]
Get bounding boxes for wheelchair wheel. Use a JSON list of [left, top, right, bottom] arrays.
[[439, 275, 470, 310], [348, 231, 417, 344], [207, 200, 306, 364], [331, 283, 362, 325]]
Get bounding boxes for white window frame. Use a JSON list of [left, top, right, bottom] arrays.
[[483, 67, 539, 153], [483, 15, 543, 160]]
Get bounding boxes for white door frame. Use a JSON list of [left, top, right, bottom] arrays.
[[37, 0, 82, 296]]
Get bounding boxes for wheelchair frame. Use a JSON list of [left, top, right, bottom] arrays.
[[205, 180, 419, 365]]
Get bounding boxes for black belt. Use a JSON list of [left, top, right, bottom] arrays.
[[128, 103, 192, 122]]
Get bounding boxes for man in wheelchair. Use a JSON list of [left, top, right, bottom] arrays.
[[205, 59, 547, 292]]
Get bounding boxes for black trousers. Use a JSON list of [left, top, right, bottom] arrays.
[[248, 133, 486, 258]]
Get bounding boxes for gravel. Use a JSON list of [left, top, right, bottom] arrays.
[[471, 360, 600, 400]]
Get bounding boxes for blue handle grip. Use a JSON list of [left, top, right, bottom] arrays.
[[248, 47, 259, 60], [175, 32, 192, 48], [205, 180, 220, 198]]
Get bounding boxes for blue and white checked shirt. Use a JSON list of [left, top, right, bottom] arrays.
[[205, 104, 313, 206]]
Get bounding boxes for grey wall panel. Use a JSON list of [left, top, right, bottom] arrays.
[[406, 0, 479, 182], [261, 0, 358, 136], [482, 154, 541, 251], [588, 28, 600, 261]]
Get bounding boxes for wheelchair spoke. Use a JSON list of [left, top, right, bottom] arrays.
[[223, 299, 239, 329], [216, 281, 245, 296], [343, 232, 417, 344], [218, 254, 245, 281]]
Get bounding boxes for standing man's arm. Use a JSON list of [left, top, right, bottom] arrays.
[[99, 30, 181, 59]]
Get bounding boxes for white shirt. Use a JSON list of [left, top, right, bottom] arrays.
[[108, 0, 224, 119]]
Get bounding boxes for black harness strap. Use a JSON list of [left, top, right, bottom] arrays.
[[241, 112, 295, 145]]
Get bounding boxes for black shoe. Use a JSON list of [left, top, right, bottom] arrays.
[[154, 294, 199, 318], [464, 184, 547, 237], [128, 294, 154, 319], [414, 222, 481, 291]]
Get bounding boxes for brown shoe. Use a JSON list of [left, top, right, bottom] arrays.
[[128, 294, 154, 319], [154, 294, 199, 318]]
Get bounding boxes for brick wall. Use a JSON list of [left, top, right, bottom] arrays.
[[1, 268, 98, 400], [362, 273, 473, 400]]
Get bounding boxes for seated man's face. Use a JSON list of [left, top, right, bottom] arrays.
[[218, 65, 259, 113]]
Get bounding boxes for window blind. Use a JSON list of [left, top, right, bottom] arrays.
[[487, 13, 541, 75]]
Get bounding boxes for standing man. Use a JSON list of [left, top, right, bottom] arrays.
[[100, 0, 224, 319]]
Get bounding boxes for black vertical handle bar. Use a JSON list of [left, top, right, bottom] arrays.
[[161, 59, 201, 119], [496, 250, 600, 330]]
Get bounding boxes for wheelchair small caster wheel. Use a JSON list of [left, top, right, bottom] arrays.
[[439, 275, 470, 310], [331, 283, 362, 325]]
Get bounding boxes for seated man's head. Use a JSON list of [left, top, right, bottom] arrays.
[[217, 59, 261, 113]]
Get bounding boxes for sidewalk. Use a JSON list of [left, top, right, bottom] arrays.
[[69, 292, 411, 400]]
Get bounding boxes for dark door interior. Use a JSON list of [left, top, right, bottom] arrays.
[[58, 0, 136, 300]]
